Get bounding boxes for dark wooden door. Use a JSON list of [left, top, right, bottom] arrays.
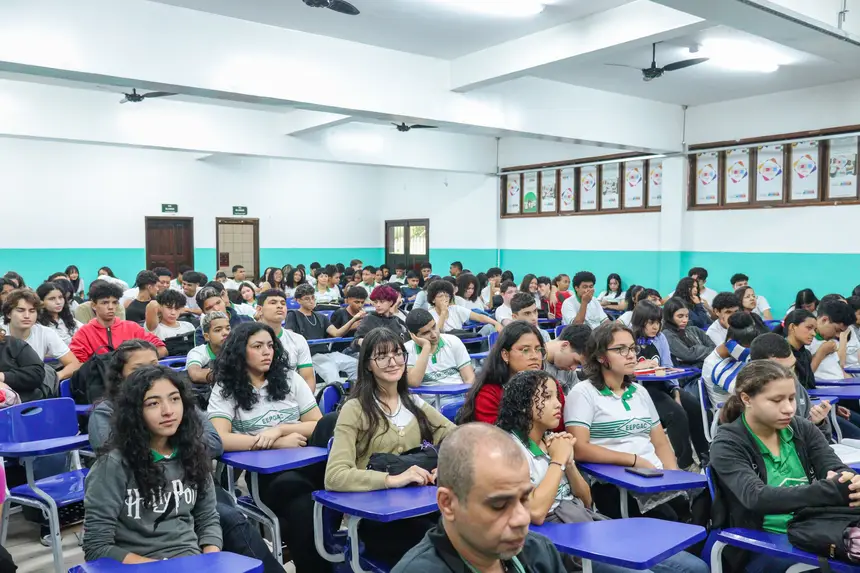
[[385, 219, 429, 272], [145, 217, 194, 274]]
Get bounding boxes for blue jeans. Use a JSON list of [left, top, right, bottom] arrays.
[[745, 552, 817, 573], [592, 551, 709, 573], [837, 410, 860, 440]]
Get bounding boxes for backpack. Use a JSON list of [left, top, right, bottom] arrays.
[[787, 506, 860, 570], [163, 331, 195, 357], [69, 330, 115, 406]]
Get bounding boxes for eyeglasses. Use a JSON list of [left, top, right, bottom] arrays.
[[372, 352, 406, 367], [511, 346, 546, 358], [607, 345, 641, 357]]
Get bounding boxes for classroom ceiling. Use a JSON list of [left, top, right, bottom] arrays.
[[147, 0, 633, 59], [530, 25, 860, 106]]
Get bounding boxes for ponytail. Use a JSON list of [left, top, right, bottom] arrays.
[[720, 395, 745, 424], [719, 361, 793, 425]]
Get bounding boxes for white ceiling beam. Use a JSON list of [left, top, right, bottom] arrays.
[[450, 0, 706, 92], [282, 110, 352, 136]]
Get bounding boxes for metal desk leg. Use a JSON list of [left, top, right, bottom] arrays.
[[346, 515, 373, 573], [313, 502, 345, 564], [582, 560, 593, 573], [434, 395, 441, 410], [250, 472, 283, 564], [709, 539, 725, 573], [24, 457, 63, 573], [225, 464, 236, 502], [618, 487, 630, 519]]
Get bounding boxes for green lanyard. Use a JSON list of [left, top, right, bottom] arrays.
[[462, 556, 526, 573], [598, 384, 637, 412]]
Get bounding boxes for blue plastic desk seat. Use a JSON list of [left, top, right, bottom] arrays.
[[10, 469, 88, 508], [715, 528, 860, 573], [68, 552, 264, 572]]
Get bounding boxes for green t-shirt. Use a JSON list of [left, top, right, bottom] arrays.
[[742, 415, 809, 533]]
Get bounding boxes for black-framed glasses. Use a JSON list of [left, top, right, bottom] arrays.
[[372, 351, 407, 367], [606, 345, 641, 358]]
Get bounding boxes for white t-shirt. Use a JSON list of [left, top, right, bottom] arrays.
[[564, 381, 662, 468], [808, 337, 844, 380], [495, 305, 513, 324], [0, 322, 70, 361], [511, 432, 574, 512], [376, 395, 425, 429], [184, 293, 200, 311], [170, 279, 183, 292], [149, 321, 195, 341], [455, 296, 484, 311], [752, 295, 771, 317], [561, 296, 608, 330], [314, 288, 341, 304], [597, 291, 624, 304], [207, 373, 317, 434], [617, 311, 632, 327], [50, 318, 84, 346], [430, 305, 472, 332], [120, 287, 139, 307], [706, 321, 728, 346], [278, 328, 314, 370], [186, 343, 216, 369], [405, 334, 470, 390], [847, 326, 860, 369], [233, 303, 256, 318]]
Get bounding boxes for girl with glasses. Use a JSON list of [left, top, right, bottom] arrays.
[[565, 322, 692, 523], [325, 327, 455, 567]]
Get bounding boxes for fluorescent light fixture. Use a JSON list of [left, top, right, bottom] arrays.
[[427, 0, 546, 17], [694, 39, 789, 73]]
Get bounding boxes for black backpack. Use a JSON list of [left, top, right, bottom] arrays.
[[787, 506, 860, 570], [163, 331, 195, 357], [69, 331, 115, 406]]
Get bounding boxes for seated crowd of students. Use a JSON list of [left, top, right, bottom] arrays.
[[1, 260, 860, 573]]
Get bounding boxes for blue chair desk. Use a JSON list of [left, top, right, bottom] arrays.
[[816, 378, 860, 386], [469, 350, 489, 361], [635, 368, 701, 383], [533, 518, 706, 572], [846, 366, 860, 375], [306, 337, 354, 347], [410, 383, 472, 409], [313, 486, 438, 573], [810, 387, 860, 400], [539, 317, 560, 326], [577, 463, 706, 518], [69, 552, 264, 573], [159, 356, 188, 370], [221, 447, 328, 563], [765, 319, 782, 331], [459, 335, 487, 345], [710, 528, 860, 573]]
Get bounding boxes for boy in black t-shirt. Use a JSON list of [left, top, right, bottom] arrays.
[[330, 286, 368, 335]]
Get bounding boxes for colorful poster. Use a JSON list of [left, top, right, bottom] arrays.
[[579, 165, 598, 211], [624, 161, 644, 208], [790, 141, 819, 201], [540, 170, 557, 213], [505, 174, 521, 214], [725, 148, 750, 204], [523, 172, 538, 213], [648, 160, 662, 207], [559, 168, 575, 212], [756, 144, 784, 202], [828, 137, 858, 199], [601, 163, 619, 209], [695, 152, 719, 205]]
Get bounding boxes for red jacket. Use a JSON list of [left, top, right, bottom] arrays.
[[474, 381, 566, 432], [70, 318, 165, 363]]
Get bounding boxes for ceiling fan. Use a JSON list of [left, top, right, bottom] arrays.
[[392, 122, 438, 132], [606, 42, 709, 82], [119, 89, 178, 104], [301, 0, 360, 15]]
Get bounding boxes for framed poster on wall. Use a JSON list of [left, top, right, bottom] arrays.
[[725, 148, 750, 204], [559, 168, 575, 212], [648, 160, 663, 207], [790, 141, 819, 201], [579, 165, 598, 211], [540, 170, 557, 213], [624, 161, 644, 208], [505, 174, 521, 214], [600, 163, 620, 209], [523, 171, 538, 213], [695, 152, 720, 205], [827, 136, 858, 199], [756, 144, 784, 202]]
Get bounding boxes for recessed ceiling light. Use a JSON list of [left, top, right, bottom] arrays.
[[426, 0, 546, 18], [694, 39, 788, 73]]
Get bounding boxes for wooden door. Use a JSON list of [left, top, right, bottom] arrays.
[[145, 217, 194, 274]]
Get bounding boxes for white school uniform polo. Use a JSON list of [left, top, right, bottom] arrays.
[[405, 334, 470, 389], [0, 322, 71, 361], [847, 326, 860, 369], [752, 295, 771, 317], [564, 381, 662, 468], [597, 291, 624, 305], [560, 296, 608, 330], [314, 288, 341, 305], [495, 305, 513, 323], [429, 305, 472, 332], [148, 321, 195, 341], [207, 372, 317, 434], [617, 311, 633, 327], [808, 336, 844, 380], [511, 432, 574, 512], [706, 321, 728, 346], [186, 343, 216, 369], [50, 319, 84, 346], [277, 328, 314, 371]]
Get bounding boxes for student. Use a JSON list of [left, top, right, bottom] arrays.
[[144, 289, 196, 349], [689, 267, 718, 306], [238, 282, 257, 307], [710, 360, 858, 573], [214, 271, 228, 285], [846, 296, 860, 370], [358, 266, 380, 293], [71, 281, 166, 362], [186, 312, 231, 385], [256, 289, 316, 392], [778, 309, 821, 390], [707, 292, 741, 345], [313, 265, 341, 305], [730, 273, 773, 319], [565, 322, 688, 521], [519, 274, 541, 309], [170, 265, 192, 292], [375, 267, 385, 284], [208, 322, 333, 572], [121, 271, 157, 325], [511, 292, 551, 343], [0, 326, 46, 402], [352, 285, 409, 346], [179, 271, 204, 316], [597, 273, 625, 310], [449, 261, 463, 278], [349, 259, 363, 273], [330, 286, 368, 339], [223, 265, 246, 290], [494, 280, 519, 326], [537, 276, 557, 318], [701, 312, 758, 412], [283, 267, 307, 299], [392, 424, 569, 573], [66, 265, 85, 298], [325, 327, 456, 567], [661, 297, 715, 370], [428, 280, 501, 336], [192, 284, 254, 345], [454, 273, 483, 311], [561, 271, 609, 329], [419, 262, 434, 287], [259, 268, 284, 291], [0, 279, 14, 306], [545, 324, 590, 393], [82, 366, 221, 563], [37, 281, 83, 346], [405, 309, 475, 404], [632, 301, 709, 470], [96, 267, 130, 291], [551, 273, 572, 306], [735, 285, 771, 336], [807, 299, 854, 380], [391, 263, 407, 284], [401, 272, 421, 305], [673, 277, 711, 330], [616, 285, 644, 327], [481, 267, 503, 310], [2, 288, 81, 381]]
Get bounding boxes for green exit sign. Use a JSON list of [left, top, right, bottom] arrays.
[[233, 206, 248, 216], [161, 204, 178, 213]]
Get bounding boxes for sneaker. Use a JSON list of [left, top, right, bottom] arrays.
[[39, 526, 59, 547]]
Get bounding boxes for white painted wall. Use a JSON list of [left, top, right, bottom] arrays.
[[498, 137, 624, 167]]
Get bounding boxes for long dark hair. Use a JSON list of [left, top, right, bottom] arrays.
[[36, 281, 77, 334], [98, 266, 115, 278], [456, 274, 480, 303], [109, 366, 210, 508], [795, 288, 819, 311], [519, 274, 537, 294], [457, 321, 544, 424], [107, 340, 160, 402], [605, 273, 623, 295], [212, 322, 292, 412], [720, 361, 793, 424], [496, 370, 556, 438], [631, 301, 662, 341], [352, 328, 439, 459], [584, 321, 635, 391], [775, 309, 816, 340], [674, 277, 697, 308], [64, 265, 81, 293], [662, 297, 688, 331], [265, 268, 285, 290], [624, 284, 644, 312], [285, 267, 306, 289]]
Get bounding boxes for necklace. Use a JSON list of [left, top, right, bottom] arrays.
[[302, 312, 318, 327], [381, 397, 402, 418]]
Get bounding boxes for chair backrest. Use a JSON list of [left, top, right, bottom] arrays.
[[705, 466, 716, 502], [319, 384, 342, 415], [286, 298, 300, 309], [488, 331, 499, 348], [159, 356, 188, 370], [0, 398, 78, 443], [554, 324, 564, 338], [440, 399, 465, 422], [59, 379, 72, 399]]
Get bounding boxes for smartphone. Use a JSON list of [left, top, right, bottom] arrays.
[[625, 467, 664, 478]]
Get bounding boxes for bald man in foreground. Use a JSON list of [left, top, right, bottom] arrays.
[[392, 423, 566, 573]]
